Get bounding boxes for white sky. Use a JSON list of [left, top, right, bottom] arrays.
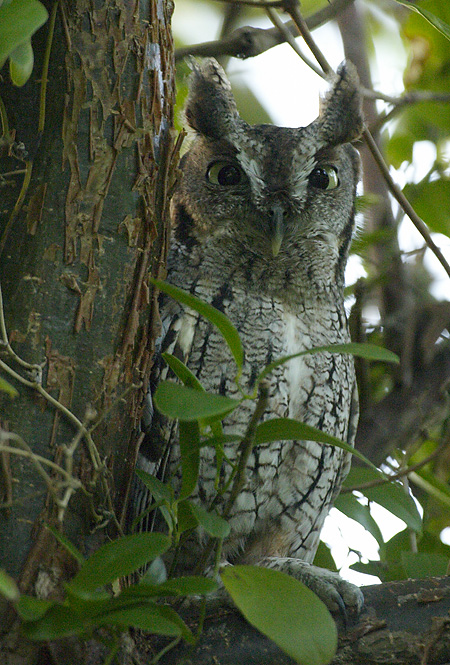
[[173, 2, 450, 585]]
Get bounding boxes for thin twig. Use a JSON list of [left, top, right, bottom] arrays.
[[0, 159, 33, 257], [193, 384, 269, 574], [279, 0, 450, 282], [0, 280, 44, 376], [343, 435, 448, 493], [211, 0, 285, 6], [0, 435, 80, 486], [363, 128, 450, 279], [222, 381, 270, 518], [266, 7, 325, 79], [282, 0, 332, 75], [39, 0, 58, 133]]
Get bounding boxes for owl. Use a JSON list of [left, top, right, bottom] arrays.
[[136, 58, 364, 614]]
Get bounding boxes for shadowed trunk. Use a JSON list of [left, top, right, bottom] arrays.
[[0, 0, 176, 661]]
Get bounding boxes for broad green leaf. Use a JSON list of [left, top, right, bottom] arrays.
[[401, 552, 449, 578], [334, 493, 385, 548], [135, 469, 173, 503], [349, 560, 386, 579], [0, 569, 19, 601], [255, 418, 376, 469], [176, 498, 200, 534], [162, 352, 204, 392], [9, 39, 33, 86], [222, 565, 337, 665], [257, 343, 399, 384], [21, 605, 87, 639], [312, 540, 338, 572], [16, 595, 56, 622], [403, 179, 450, 235], [344, 468, 422, 533], [151, 279, 243, 370], [69, 533, 171, 595], [94, 602, 194, 642], [0, 376, 18, 397], [46, 525, 84, 565], [200, 434, 241, 448], [127, 576, 217, 597], [189, 502, 230, 538], [0, 0, 48, 68], [395, 0, 450, 41], [154, 382, 241, 421], [179, 420, 200, 500]]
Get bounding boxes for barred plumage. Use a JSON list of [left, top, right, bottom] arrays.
[[136, 58, 364, 613]]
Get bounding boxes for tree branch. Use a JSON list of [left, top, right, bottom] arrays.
[[175, 0, 353, 61]]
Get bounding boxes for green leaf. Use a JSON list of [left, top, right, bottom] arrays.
[[395, 0, 450, 41], [255, 418, 376, 469], [0, 569, 20, 602], [189, 502, 230, 538], [46, 525, 85, 565], [135, 469, 173, 503], [334, 493, 385, 548], [403, 179, 450, 235], [401, 552, 449, 578], [68, 533, 171, 595], [22, 605, 87, 639], [312, 540, 338, 572], [344, 468, 423, 533], [0, 0, 48, 69], [257, 343, 399, 384], [162, 353, 205, 392], [179, 420, 200, 500], [349, 560, 386, 579], [176, 499, 200, 534], [154, 382, 241, 421], [151, 279, 243, 370], [221, 565, 337, 665], [200, 434, 241, 448], [9, 39, 33, 86], [127, 576, 217, 597], [16, 595, 55, 622], [0, 376, 18, 397], [95, 602, 194, 642]]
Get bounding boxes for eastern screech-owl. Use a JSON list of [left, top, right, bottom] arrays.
[[136, 58, 364, 613]]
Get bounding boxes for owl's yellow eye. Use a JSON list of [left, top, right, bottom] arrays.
[[309, 165, 339, 190], [207, 161, 243, 186]]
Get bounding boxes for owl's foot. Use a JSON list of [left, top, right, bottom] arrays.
[[259, 556, 364, 617]]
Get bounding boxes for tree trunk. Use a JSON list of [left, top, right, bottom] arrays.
[[0, 0, 176, 661]]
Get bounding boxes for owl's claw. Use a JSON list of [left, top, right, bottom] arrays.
[[260, 557, 364, 619]]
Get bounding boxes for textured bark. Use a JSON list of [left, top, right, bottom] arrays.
[[0, 0, 176, 661]]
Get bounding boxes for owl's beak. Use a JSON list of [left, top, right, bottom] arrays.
[[271, 232, 283, 257], [269, 203, 286, 257]]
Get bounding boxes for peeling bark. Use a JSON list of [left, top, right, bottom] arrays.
[[0, 1, 176, 661]]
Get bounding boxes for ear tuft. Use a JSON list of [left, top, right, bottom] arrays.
[[318, 61, 364, 146], [184, 58, 241, 140]]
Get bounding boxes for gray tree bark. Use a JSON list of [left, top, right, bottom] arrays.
[[0, 1, 176, 662]]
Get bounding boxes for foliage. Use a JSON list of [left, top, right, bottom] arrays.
[[0, 281, 398, 664], [0, 0, 48, 86]]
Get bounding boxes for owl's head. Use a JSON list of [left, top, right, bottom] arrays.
[[172, 58, 363, 282]]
